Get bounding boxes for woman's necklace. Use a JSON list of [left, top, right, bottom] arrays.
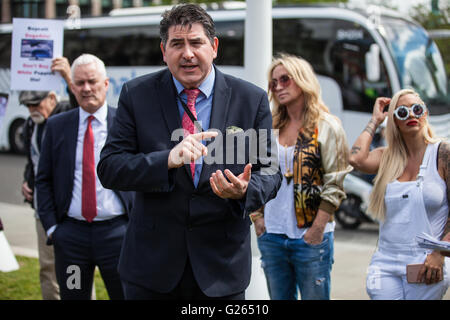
[[284, 144, 294, 184]]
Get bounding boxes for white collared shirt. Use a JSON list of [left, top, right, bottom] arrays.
[[67, 103, 124, 221]]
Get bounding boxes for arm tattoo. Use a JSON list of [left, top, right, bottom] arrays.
[[363, 119, 378, 138], [438, 141, 450, 239], [351, 146, 361, 155]]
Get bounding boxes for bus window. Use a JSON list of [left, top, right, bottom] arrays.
[[64, 21, 245, 67], [215, 20, 244, 66], [0, 34, 11, 68], [64, 25, 164, 67], [273, 18, 391, 113], [329, 38, 391, 113], [381, 16, 449, 115], [274, 18, 330, 73]]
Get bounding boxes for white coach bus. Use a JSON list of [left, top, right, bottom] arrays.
[[0, 3, 448, 152]]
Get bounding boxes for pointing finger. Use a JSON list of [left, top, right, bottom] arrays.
[[191, 131, 218, 142]]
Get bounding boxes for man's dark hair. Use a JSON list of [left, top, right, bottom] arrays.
[[160, 4, 216, 48]]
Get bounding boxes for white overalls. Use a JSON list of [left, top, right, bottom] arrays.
[[366, 142, 449, 300]]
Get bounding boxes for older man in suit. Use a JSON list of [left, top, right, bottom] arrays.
[[97, 4, 281, 300], [36, 54, 133, 300]]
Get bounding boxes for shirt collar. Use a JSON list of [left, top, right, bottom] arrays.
[[79, 102, 108, 125], [172, 65, 215, 99]]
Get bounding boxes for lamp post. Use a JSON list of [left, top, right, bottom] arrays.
[[244, 0, 272, 90]]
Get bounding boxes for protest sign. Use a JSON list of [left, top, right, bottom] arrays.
[[10, 18, 64, 91]]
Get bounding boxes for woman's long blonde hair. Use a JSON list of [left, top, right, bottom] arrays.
[[368, 88, 439, 221], [267, 53, 329, 136]]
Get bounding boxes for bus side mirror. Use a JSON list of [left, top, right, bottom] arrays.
[[365, 43, 380, 82]]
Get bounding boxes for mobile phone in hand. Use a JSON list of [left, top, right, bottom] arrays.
[[406, 263, 443, 283], [407, 264, 424, 283]]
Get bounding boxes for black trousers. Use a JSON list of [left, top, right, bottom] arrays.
[[122, 258, 245, 300], [52, 215, 127, 300]]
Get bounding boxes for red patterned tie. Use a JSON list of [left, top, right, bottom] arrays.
[[82, 115, 97, 222], [182, 89, 200, 180]]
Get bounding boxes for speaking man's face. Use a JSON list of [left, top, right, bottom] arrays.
[[161, 23, 218, 89]]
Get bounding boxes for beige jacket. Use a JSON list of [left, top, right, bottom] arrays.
[[317, 112, 353, 214]]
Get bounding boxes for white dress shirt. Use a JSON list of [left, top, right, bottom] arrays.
[[68, 103, 124, 220], [47, 104, 124, 237]]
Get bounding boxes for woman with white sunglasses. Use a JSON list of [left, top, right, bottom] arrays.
[[349, 88, 449, 299]]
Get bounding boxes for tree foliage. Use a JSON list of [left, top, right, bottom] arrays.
[[410, 1, 449, 29], [409, 1, 450, 79]]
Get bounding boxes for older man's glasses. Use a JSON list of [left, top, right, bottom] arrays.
[[269, 75, 292, 92], [394, 104, 427, 121]]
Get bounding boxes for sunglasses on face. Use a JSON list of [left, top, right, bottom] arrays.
[[269, 74, 292, 92], [393, 104, 427, 121]]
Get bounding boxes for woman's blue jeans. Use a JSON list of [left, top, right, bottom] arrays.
[[257, 232, 334, 300]]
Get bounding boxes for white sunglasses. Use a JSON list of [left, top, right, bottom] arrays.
[[393, 104, 427, 121]]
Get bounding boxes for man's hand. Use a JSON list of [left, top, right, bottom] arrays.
[[22, 181, 33, 203], [51, 57, 72, 87], [210, 163, 252, 200], [168, 131, 218, 169]]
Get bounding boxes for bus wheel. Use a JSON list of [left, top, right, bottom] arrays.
[[8, 119, 26, 154]]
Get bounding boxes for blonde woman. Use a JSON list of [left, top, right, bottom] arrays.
[[349, 89, 450, 299], [250, 54, 351, 300]]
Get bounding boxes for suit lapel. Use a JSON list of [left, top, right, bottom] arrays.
[[209, 67, 231, 134], [67, 109, 79, 190], [106, 107, 126, 206], [106, 106, 115, 132], [157, 70, 182, 144], [198, 67, 231, 186]]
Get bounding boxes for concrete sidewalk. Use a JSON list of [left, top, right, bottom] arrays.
[[1, 202, 38, 258], [1, 201, 448, 300]]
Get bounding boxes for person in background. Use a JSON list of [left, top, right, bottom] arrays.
[[349, 89, 449, 299], [35, 54, 133, 300], [251, 53, 351, 300], [20, 57, 77, 300]]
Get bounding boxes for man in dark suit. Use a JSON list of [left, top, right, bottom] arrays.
[[97, 4, 281, 300], [36, 54, 133, 300]]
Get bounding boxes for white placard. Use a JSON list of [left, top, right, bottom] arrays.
[[10, 18, 64, 91]]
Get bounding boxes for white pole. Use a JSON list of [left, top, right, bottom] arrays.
[[244, 0, 272, 90]]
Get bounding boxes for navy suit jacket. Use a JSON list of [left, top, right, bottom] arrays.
[[35, 106, 134, 236], [97, 67, 282, 297]]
